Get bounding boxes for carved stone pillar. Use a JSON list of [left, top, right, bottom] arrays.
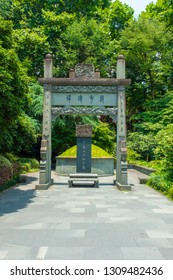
[[115, 55, 131, 190], [36, 54, 53, 189]]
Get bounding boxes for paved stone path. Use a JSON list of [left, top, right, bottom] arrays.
[[0, 170, 173, 260]]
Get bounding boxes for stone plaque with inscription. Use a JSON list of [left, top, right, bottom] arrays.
[[76, 125, 92, 173]]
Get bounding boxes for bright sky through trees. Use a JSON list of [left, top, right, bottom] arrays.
[[121, 0, 157, 16]]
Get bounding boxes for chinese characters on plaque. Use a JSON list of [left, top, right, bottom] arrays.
[[66, 94, 105, 105], [52, 92, 117, 107]]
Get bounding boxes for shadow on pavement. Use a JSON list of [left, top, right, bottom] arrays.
[[0, 185, 36, 217]]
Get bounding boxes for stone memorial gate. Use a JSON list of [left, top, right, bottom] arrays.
[[35, 54, 131, 190]]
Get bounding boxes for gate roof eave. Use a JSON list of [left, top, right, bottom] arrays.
[[38, 78, 131, 87]]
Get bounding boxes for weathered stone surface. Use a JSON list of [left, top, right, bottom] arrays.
[[76, 125, 92, 138], [75, 64, 95, 79], [56, 157, 114, 175]]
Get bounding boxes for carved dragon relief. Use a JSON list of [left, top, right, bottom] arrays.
[[75, 64, 95, 78], [51, 107, 117, 122], [52, 85, 118, 93]]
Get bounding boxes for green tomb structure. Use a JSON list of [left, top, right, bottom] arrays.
[[35, 54, 131, 190]]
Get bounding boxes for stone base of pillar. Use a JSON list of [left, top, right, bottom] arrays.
[[35, 179, 54, 190], [114, 180, 131, 191]]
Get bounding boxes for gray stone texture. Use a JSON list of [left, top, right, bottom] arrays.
[[0, 169, 173, 260], [56, 157, 114, 175]]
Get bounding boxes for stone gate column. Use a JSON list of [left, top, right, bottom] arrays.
[[36, 54, 53, 189], [115, 55, 131, 190]]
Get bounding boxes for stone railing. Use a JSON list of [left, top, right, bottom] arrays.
[[128, 164, 156, 175]]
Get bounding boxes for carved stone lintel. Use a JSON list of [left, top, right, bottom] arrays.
[[52, 85, 118, 93], [52, 107, 117, 122]]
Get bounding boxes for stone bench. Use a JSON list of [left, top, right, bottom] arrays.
[[68, 173, 99, 188], [69, 173, 98, 178]]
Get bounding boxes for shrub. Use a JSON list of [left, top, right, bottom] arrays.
[[0, 155, 13, 186], [168, 187, 173, 200], [0, 155, 39, 191], [18, 158, 39, 173], [127, 147, 140, 163], [147, 172, 172, 198]]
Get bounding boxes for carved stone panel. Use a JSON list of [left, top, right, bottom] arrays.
[[76, 125, 92, 138], [52, 85, 118, 93], [51, 107, 117, 122], [75, 64, 95, 78]]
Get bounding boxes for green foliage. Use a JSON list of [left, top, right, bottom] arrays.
[[18, 158, 39, 173], [10, 0, 46, 28], [108, 0, 134, 39], [127, 147, 140, 163], [0, 155, 12, 168], [27, 82, 43, 135], [59, 144, 112, 158], [54, 17, 112, 77], [1, 0, 173, 201], [120, 16, 173, 121], [154, 124, 173, 173], [147, 171, 173, 200], [0, 0, 12, 19], [52, 115, 99, 157], [48, 0, 111, 17], [127, 132, 156, 162], [168, 187, 173, 200], [0, 154, 39, 191], [92, 122, 115, 155], [0, 155, 17, 189], [147, 172, 171, 194], [13, 27, 50, 77], [0, 17, 37, 155], [145, 0, 173, 31]]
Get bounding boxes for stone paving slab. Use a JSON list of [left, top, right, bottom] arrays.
[[0, 170, 173, 260]]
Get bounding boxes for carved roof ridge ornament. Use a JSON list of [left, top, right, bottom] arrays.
[[75, 64, 95, 79]]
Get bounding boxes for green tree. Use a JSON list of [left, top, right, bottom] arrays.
[[128, 132, 156, 162], [0, 17, 37, 154], [108, 0, 134, 39], [155, 124, 173, 177], [145, 0, 173, 30], [13, 27, 50, 77], [52, 115, 99, 156], [48, 0, 111, 17], [92, 122, 115, 155], [0, 0, 12, 19], [11, 0, 47, 28], [53, 17, 112, 77], [119, 16, 172, 125]]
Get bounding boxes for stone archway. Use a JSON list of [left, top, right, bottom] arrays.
[[35, 55, 131, 190]]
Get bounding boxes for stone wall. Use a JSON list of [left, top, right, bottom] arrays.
[[56, 157, 114, 175]]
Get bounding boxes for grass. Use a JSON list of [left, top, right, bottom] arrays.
[[59, 144, 113, 158]]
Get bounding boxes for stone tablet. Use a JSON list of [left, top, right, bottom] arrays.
[[76, 125, 92, 173]]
